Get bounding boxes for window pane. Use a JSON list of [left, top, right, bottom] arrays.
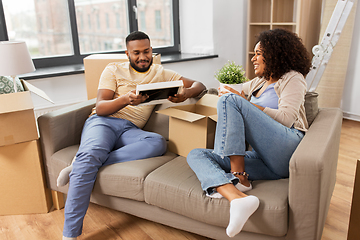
[[3, 0, 73, 58], [74, 0, 130, 54], [137, 0, 173, 48]]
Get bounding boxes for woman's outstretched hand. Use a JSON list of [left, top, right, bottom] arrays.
[[218, 85, 248, 101]]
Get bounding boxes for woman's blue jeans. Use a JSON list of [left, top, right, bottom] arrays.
[[63, 115, 167, 238], [187, 93, 304, 195]]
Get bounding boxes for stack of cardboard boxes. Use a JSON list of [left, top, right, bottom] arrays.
[[0, 80, 53, 215]]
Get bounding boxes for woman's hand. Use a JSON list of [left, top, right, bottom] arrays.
[[219, 86, 248, 101]]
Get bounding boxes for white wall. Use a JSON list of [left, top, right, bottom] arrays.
[[164, 0, 248, 89], [29, 0, 360, 121], [341, 4, 360, 121]]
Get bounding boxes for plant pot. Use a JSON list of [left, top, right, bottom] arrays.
[[219, 83, 244, 94]]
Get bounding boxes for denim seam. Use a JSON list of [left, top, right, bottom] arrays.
[[219, 95, 228, 158]]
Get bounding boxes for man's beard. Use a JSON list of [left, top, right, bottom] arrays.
[[129, 57, 153, 72]]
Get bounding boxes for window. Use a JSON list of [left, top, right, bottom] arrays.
[[140, 11, 146, 30], [155, 10, 161, 31], [115, 13, 121, 30], [106, 13, 110, 30], [96, 12, 101, 30], [0, 0, 180, 69]]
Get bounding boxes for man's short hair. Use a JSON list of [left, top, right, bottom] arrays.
[[126, 31, 150, 45]]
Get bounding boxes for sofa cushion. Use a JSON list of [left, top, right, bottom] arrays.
[[51, 145, 79, 177], [52, 146, 178, 201], [144, 156, 289, 237], [93, 151, 177, 201]]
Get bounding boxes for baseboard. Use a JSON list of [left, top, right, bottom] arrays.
[[343, 111, 360, 122]]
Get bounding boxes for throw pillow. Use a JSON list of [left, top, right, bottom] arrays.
[[304, 91, 319, 126], [0, 76, 25, 94]]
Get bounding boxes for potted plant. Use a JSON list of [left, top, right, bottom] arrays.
[[215, 61, 248, 94]]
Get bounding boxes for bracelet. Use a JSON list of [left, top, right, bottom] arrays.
[[231, 171, 249, 178]]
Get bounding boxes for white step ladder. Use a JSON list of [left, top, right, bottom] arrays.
[[306, 0, 355, 92]]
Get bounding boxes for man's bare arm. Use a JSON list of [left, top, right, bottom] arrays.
[[95, 89, 148, 116]]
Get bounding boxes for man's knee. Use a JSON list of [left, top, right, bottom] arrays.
[[144, 133, 167, 155]]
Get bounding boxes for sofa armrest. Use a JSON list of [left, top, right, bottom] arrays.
[[37, 99, 96, 177], [287, 108, 343, 240]]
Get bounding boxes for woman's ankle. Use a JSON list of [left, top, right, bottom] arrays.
[[217, 183, 247, 201], [231, 171, 251, 187], [238, 175, 250, 187]]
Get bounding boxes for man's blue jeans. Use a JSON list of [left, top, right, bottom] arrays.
[[187, 93, 304, 195], [63, 115, 167, 238]]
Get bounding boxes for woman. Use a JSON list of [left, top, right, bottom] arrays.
[[187, 28, 312, 238]]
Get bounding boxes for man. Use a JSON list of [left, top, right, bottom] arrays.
[[61, 31, 206, 240]]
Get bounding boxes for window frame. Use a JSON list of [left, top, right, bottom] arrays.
[[0, 0, 180, 69]]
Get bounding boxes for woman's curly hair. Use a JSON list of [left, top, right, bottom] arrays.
[[256, 28, 312, 80]]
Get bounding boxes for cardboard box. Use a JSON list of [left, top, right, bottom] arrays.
[[84, 53, 161, 100], [0, 80, 53, 147], [0, 140, 52, 215], [157, 94, 219, 157], [348, 159, 360, 239]]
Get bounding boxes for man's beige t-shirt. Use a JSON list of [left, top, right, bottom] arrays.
[[92, 62, 182, 128]]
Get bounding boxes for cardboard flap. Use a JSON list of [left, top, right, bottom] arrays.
[[195, 94, 219, 108], [0, 91, 34, 114], [157, 108, 206, 122], [21, 80, 54, 104], [209, 114, 218, 122]]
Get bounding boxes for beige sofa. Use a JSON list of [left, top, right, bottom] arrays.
[[37, 90, 343, 239]]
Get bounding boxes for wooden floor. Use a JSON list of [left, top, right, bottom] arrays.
[[1, 119, 359, 240], [320, 119, 359, 240]]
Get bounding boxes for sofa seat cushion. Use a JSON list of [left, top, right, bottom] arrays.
[[52, 146, 178, 201], [51, 145, 80, 181], [144, 156, 289, 237], [93, 151, 177, 201]]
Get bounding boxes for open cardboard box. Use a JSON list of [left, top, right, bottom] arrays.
[[157, 94, 219, 157], [0, 79, 53, 147]]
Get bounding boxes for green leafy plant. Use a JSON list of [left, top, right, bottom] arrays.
[[215, 61, 247, 84]]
